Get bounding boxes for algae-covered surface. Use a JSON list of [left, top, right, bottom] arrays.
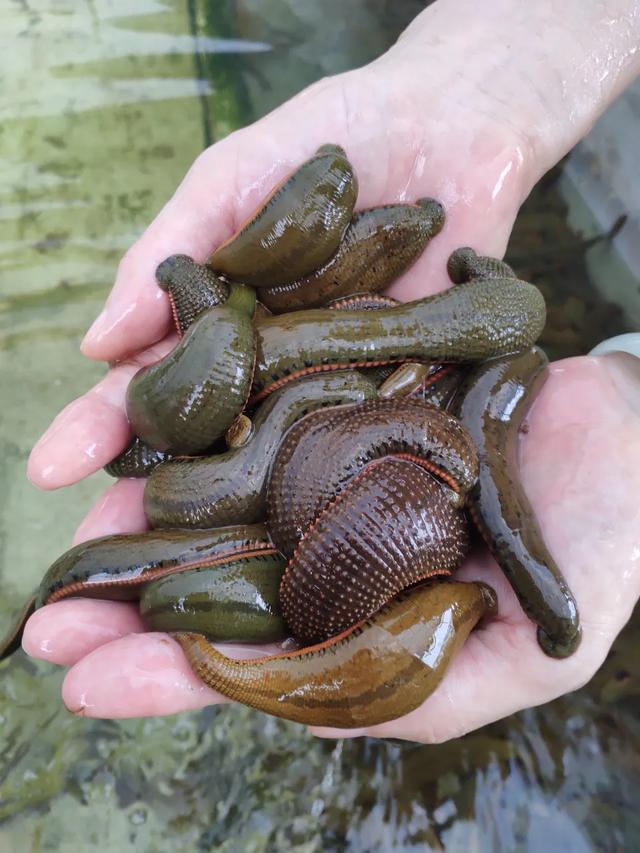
[[0, 2, 638, 850]]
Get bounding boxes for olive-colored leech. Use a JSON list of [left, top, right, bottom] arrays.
[[144, 370, 378, 530], [452, 346, 581, 658], [447, 246, 516, 283], [126, 301, 256, 455], [259, 199, 445, 313], [38, 524, 275, 605], [0, 595, 37, 659], [107, 279, 254, 477], [251, 276, 546, 400], [174, 580, 497, 728], [140, 553, 287, 643], [328, 292, 401, 385], [377, 363, 466, 402], [0, 525, 279, 656], [267, 397, 479, 558], [281, 457, 469, 645], [207, 144, 358, 288], [156, 254, 230, 335], [104, 436, 172, 478]]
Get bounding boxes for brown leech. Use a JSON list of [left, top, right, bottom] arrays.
[[280, 457, 469, 645], [259, 199, 445, 313], [174, 580, 497, 728], [267, 398, 478, 558]]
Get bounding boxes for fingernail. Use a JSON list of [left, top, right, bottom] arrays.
[[590, 333, 640, 358]]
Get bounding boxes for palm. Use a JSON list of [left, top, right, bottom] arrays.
[[24, 68, 640, 741]]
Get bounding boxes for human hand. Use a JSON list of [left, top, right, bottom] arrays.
[[23, 0, 640, 738], [22, 352, 640, 741]]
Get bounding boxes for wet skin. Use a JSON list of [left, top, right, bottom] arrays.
[[453, 347, 581, 658], [174, 580, 497, 728]]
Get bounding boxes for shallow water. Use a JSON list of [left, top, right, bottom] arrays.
[[0, 2, 638, 850]]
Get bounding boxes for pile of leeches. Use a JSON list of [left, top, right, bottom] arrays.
[[2, 145, 581, 728]]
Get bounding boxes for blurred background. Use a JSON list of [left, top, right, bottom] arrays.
[[0, 1, 638, 849]]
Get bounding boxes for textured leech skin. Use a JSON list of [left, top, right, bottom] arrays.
[[104, 436, 172, 479], [252, 277, 546, 398], [207, 145, 358, 288], [144, 371, 378, 530], [329, 293, 400, 385], [447, 247, 516, 283], [453, 347, 581, 658], [36, 524, 274, 608], [139, 553, 287, 643], [281, 457, 469, 645], [126, 304, 256, 455], [155, 254, 230, 335], [267, 398, 478, 558], [258, 199, 445, 313], [327, 293, 400, 310], [174, 580, 496, 728]]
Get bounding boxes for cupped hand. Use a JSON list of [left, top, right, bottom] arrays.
[[23, 352, 640, 740], [27, 50, 539, 490], [22, 6, 640, 740]]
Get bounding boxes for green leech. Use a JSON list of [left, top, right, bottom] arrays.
[[144, 370, 378, 530], [140, 554, 287, 643], [452, 346, 581, 658], [252, 276, 546, 396], [126, 303, 256, 455]]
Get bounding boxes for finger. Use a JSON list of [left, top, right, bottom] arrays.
[[72, 478, 148, 544], [28, 335, 177, 490], [312, 355, 640, 743], [22, 600, 145, 666], [60, 634, 283, 719], [80, 70, 525, 362], [80, 106, 352, 361], [62, 633, 223, 718]]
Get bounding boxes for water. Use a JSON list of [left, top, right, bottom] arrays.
[[0, 2, 638, 850]]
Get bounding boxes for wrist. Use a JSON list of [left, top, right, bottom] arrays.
[[381, 0, 640, 194]]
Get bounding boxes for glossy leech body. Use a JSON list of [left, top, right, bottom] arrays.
[[251, 275, 546, 402], [139, 552, 287, 643], [125, 302, 256, 455], [280, 457, 470, 645], [38, 524, 277, 606], [267, 398, 479, 558], [0, 526, 289, 654], [155, 254, 230, 335], [174, 581, 497, 728], [104, 436, 172, 478], [452, 347, 581, 658], [144, 370, 378, 530], [258, 198, 445, 313], [207, 144, 358, 288]]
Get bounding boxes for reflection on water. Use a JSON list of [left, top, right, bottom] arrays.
[[0, 1, 638, 850]]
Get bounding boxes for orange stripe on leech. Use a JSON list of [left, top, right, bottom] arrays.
[[180, 568, 452, 665], [44, 545, 279, 604], [389, 452, 462, 494], [168, 293, 184, 337], [249, 358, 432, 406], [209, 158, 308, 257]]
